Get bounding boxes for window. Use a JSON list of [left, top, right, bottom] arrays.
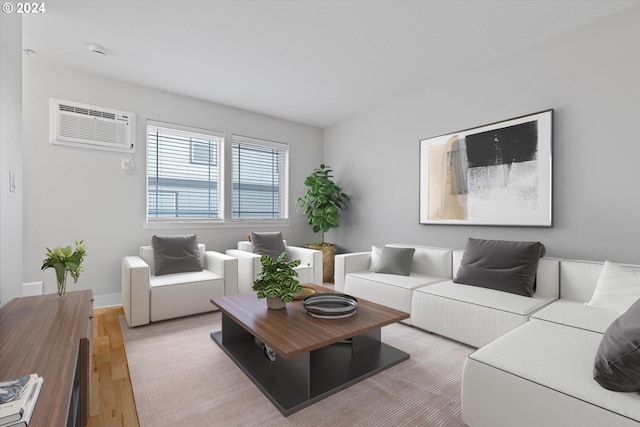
[[190, 140, 217, 166], [232, 135, 289, 220], [147, 122, 223, 221]]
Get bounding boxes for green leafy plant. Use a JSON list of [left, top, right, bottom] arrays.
[[252, 253, 302, 303], [295, 164, 349, 245], [41, 240, 87, 296]]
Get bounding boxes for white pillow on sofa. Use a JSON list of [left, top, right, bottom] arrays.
[[586, 261, 640, 314], [369, 246, 382, 271]]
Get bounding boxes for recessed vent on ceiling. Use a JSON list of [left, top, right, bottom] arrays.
[[50, 98, 135, 153]]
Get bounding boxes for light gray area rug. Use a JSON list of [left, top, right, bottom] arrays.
[[120, 312, 473, 427]]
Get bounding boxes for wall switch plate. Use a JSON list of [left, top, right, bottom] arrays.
[[121, 158, 135, 174], [9, 171, 16, 192]]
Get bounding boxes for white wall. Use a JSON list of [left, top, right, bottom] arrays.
[[324, 6, 640, 264], [0, 13, 23, 306], [22, 60, 323, 302]]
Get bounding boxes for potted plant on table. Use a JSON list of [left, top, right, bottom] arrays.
[[253, 253, 302, 310], [295, 164, 349, 282], [41, 240, 87, 297]]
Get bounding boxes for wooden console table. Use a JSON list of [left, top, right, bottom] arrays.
[[0, 290, 93, 427]]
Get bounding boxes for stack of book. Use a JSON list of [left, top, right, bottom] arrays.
[[0, 374, 43, 427]]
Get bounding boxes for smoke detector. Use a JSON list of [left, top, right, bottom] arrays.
[[88, 44, 108, 56]]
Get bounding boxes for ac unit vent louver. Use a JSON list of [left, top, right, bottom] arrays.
[[50, 98, 135, 153]]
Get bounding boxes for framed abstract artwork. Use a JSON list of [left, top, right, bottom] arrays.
[[419, 109, 552, 226]]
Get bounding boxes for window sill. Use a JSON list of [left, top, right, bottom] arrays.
[[142, 220, 291, 230]]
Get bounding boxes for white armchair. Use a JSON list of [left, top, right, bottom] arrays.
[[226, 238, 322, 294], [122, 243, 238, 327]]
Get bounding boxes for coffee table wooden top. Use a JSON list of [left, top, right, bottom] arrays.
[[211, 284, 409, 359]]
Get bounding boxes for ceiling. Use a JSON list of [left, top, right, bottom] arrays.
[[22, 0, 640, 128]]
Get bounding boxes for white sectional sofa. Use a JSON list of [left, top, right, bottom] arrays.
[[462, 259, 640, 427], [336, 244, 640, 426], [335, 243, 557, 343]]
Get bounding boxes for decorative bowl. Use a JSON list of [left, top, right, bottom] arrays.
[[302, 293, 359, 319]]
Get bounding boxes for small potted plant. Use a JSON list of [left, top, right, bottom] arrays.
[[252, 253, 302, 309], [41, 240, 87, 297], [295, 164, 349, 282]]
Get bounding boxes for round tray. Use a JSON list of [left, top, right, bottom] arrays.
[[302, 293, 359, 319]]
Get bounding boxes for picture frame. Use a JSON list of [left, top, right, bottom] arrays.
[[419, 109, 552, 226]]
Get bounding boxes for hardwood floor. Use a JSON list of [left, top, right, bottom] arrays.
[[88, 306, 139, 427]]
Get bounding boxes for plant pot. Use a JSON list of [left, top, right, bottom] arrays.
[[307, 244, 338, 283], [266, 296, 286, 310]]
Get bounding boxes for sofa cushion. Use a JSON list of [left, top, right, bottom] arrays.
[[468, 319, 640, 422], [348, 271, 444, 291], [375, 246, 415, 276], [585, 261, 640, 314], [151, 234, 203, 276], [532, 300, 619, 334], [250, 231, 289, 261], [345, 271, 444, 320], [150, 271, 224, 322], [453, 238, 545, 297], [593, 297, 640, 391], [149, 269, 221, 287], [416, 280, 555, 316]]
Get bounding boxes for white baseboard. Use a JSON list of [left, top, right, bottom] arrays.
[[21, 282, 121, 309], [22, 281, 43, 296], [94, 292, 122, 308]]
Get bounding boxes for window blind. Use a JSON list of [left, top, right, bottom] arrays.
[[147, 123, 223, 221], [232, 135, 289, 220]]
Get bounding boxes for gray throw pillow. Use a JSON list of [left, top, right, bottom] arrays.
[[250, 231, 289, 261], [453, 238, 545, 297], [375, 246, 415, 276], [151, 234, 203, 276], [593, 297, 640, 391]]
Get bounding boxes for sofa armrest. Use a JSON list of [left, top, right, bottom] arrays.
[[334, 252, 372, 292], [121, 256, 151, 327], [286, 246, 323, 285], [205, 251, 239, 296], [226, 249, 262, 294]]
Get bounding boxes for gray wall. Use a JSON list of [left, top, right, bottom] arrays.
[[22, 60, 322, 304], [323, 6, 640, 264], [0, 12, 23, 306]]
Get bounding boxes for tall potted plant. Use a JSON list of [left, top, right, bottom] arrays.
[[295, 164, 349, 282], [253, 253, 302, 309]]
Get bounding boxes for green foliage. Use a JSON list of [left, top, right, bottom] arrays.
[[41, 240, 88, 285], [295, 164, 349, 244], [252, 253, 302, 303]]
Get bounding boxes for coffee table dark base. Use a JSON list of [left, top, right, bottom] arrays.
[[210, 312, 409, 416]]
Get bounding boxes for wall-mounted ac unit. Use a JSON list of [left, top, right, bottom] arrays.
[[50, 98, 135, 153]]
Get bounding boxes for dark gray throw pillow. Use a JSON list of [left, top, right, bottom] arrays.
[[453, 238, 545, 297], [593, 297, 640, 392], [151, 234, 203, 276], [250, 231, 289, 261], [375, 246, 415, 276]]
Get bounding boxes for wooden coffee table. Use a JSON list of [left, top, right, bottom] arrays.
[[210, 284, 409, 416]]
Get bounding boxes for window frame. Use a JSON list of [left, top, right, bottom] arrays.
[[146, 121, 224, 224], [231, 134, 290, 223], [144, 122, 291, 229]]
